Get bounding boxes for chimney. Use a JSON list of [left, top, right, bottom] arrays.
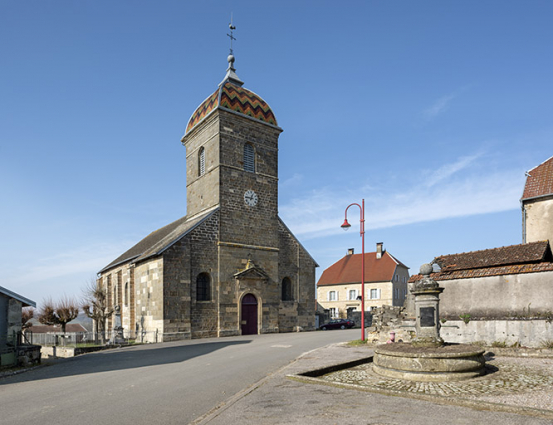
[[376, 242, 384, 259], [347, 248, 354, 256]]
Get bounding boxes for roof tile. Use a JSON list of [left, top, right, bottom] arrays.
[[317, 252, 406, 286], [522, 156, 553, 200]]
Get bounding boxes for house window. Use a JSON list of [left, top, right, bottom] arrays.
[[329, 308, 338, 318], [348, 289, 358, 300], [394, 288, 399, 299], [328, 291, 337, 301], [196, 272, 211, 301], [198, 147, 205, 176], [370, 289, 380, 300], [282, 277, 293, 301], [244, 143, 255, 172]]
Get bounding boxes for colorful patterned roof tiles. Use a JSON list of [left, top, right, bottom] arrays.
[[219, 83, 277, 126], [185, 82, 277, 135], [185, 90, 219, 134]]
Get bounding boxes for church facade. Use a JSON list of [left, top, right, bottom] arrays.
[[97, 54, 317, 342]]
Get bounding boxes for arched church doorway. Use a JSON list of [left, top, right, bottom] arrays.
[[241, 294, 258, 335]]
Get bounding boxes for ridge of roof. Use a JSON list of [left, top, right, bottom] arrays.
[[317, 251, 408, 286], [100, 207, 219, 273]]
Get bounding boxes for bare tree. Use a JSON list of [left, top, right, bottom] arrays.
[[82, 278, 113, 343], [22, 307, 35, 330], [38, 296, 79, 334]]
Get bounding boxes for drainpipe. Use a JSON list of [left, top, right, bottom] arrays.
[[521, 199, 526, 244]]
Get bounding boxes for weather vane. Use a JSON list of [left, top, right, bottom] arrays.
[[227, 13, 236, 55]]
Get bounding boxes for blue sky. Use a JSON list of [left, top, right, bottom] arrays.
[[1, 1, 552, 306]]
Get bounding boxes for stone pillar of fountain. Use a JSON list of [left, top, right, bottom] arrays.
[[411, 263, 444, 348]]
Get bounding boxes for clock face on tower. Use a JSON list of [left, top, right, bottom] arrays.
[[244, 189, 258, 207]]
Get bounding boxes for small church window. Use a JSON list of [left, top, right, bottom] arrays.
[[282, 277, 293, 301], [124, 282, 129, 307], [197, 272, 211, 301], [198, 147, 206, 176], [244, 143, 255, 173]]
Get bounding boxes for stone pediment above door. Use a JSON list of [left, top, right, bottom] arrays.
[[234, 260, 270, 281]]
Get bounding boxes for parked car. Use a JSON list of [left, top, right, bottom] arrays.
[[319, 319, 355, 330]]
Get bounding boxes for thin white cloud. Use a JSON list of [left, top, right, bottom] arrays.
[[5, 241, 131, 289], [422, 86, 471, 121], [424, 93, 457, 119], [280, 154, 524, 240], [424, 152, 483, 188]]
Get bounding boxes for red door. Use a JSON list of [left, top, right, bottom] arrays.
[[241, 294, 258, 335]]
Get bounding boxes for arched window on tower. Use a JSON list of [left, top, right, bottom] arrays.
[[282, 277, 293, 301], [244, 143, 255, 173], [196, 272, 211, 301], [198, 147, 205, 176]]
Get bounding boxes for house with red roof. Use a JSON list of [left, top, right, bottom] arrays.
[[522, 155, 553, 245], [317, 243, 410, 319]]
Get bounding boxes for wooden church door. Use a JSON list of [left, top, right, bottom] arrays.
[[241, 294, 258, 335]]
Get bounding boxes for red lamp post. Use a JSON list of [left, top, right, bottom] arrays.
[[341, 199, 366, 341]]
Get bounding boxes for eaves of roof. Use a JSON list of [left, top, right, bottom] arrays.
[[0, 285, 35, 307]]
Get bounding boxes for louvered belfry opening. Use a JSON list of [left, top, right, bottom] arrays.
[[244, 143, 254, 172]]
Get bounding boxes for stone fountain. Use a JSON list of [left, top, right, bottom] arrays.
[[372, 264, 486, 382]]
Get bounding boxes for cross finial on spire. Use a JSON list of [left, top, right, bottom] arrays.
[[227, 14, 236, 55]]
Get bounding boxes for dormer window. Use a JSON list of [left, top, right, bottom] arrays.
[[244, 143, 255, 173], [198, 147, 205, 176]]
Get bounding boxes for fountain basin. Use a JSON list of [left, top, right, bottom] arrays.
[[373, 343, 486, 382]]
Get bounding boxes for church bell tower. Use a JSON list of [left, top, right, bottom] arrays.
[[181, 49, 282, 248]]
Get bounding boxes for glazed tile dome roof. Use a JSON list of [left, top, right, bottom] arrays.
[[185, 55, 277, 135]]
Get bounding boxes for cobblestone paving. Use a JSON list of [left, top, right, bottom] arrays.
[[322, 358, 553, 398]]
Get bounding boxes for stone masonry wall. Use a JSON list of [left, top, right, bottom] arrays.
[[184, 114, 221, 217], [162, 237, 192, 342], [218, 111, 281, 248], [218, 245, 280, 336], [277, 221, 317, 331], [134, 258, 164, 342], [188, 211, 219, 339]]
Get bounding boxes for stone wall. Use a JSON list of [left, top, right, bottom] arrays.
[[134, 258, 164, 342], [439, 270, 553, 318], [184, 114, 221, 217], [217, 111, 281, 249], [441, 319, 553, 348], [524, 195, 553, 244], [188, 211, 219, 339]]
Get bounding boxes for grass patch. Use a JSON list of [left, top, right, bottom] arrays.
[[347, 339, 366, 347], [540, 339, 553, 349]]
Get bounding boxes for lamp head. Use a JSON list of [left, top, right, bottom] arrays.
[[341, 219, 351, 231]]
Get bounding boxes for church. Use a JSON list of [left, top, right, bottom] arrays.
[[97, 48, 317, 342]]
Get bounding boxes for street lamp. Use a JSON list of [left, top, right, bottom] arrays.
[[341, 199, 366, 341]]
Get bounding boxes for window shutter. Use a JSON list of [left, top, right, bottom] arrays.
[[377, 288, 381, 299], [199, 147, 205, 176], [244, 143, 255, 172]]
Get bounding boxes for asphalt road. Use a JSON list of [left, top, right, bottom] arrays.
[[0, 329, 358, 425]]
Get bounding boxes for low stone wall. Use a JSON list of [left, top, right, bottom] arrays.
[[41, 345, 117, 358], [363, 304, 553, 348], [17, 344, 41, 366], [441, 319, 553, 348]]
